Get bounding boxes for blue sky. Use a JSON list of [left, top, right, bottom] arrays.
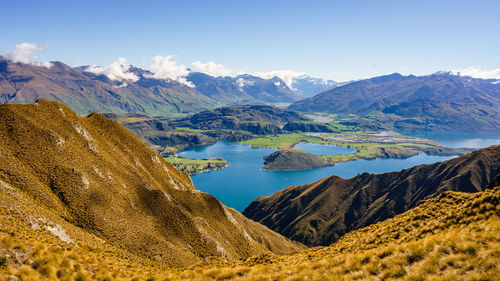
[[1, 0, 499, 81]]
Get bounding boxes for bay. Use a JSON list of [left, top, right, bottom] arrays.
[[179, 140, 453, 211]]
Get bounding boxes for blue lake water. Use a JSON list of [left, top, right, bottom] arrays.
[[178, 141, 453, 211], [397, 131, 500, 148], [293, 142, 356, 155]]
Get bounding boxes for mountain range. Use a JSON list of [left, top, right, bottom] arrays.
[[243, 145, 500, 246], [186, 72, 303, 104], [289, 72, 500, 132], [0, 57, 219, 116], [3, 57, 500, 133], [0, 56, 322, 116]]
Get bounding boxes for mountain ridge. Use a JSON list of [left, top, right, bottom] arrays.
[[0, 100, 302, 266], [243, 145, 500, 246], [288, 72, 500, 132], [0, 57, 306, 117]]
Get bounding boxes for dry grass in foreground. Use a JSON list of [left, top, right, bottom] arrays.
[[2, 186, 499, 280]]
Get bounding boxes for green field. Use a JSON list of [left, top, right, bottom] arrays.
[[174, 127, 208, 133], [164, 156, 228, 174], [243, 133, 328, 149]]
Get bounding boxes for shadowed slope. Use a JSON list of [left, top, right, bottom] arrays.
[[0, 100, 302, 266], [244, 145, 500, 246]]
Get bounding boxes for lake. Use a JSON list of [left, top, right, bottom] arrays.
[[178, 140, 454, 211], [397, 131, 500, 148]]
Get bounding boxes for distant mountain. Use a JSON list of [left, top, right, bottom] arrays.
[[0, 57, 308, 117], [187, 72, 302, 104], [0, 100, 302, 266], [288, 73, 500, 132], [0, 56, 219, 115], [169, 104, 308, 134], [291, 75, 341, 97], [243, 145, 500, 246]]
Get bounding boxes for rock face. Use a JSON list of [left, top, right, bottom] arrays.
[[263, 149, 327, 171], [289, 73, 500, 132], [169, 104, 308, 135], [0, 100, 302, 266], [243, 145, 500, 246]]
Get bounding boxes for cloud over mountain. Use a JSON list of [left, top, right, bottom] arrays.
[[191, 61, 238, 77], [451, 66, 500, 80], [146, 55, 193, 86], [254, 70, 306, 89], [85, 58, 139, 82], [6, 42, 52, 68]]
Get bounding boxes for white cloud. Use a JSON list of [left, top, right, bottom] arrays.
[[236, 77, 254, 88], [450, 67, 500, 80], [7, 43, 52, 68], [253, 70, 306, 89], [113, 82, 128, 88], [146, 55, 193, 87], [191, 61, 237, 77], [85, 58, 139, 82]]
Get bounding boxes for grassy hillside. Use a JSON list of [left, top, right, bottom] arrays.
[[2, 184, 498, 280], [0, 100, 301, 269]]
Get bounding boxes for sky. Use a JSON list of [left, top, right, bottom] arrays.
[[1, 0, 499, 82]]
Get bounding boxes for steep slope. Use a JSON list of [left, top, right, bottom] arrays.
[[187, 72, 302, 104], [171, 186, 500, 280], [0, 57, 219, 115], [0, 100, 302, 267], [169, 104, 308, 134], [289, 73, 500, 132], [243, 145, 500, 246]]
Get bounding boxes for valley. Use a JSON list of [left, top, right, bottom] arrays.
[[2, 3, 499, 280], [105, 105, 475, 174], [0, 101, 498, 281]]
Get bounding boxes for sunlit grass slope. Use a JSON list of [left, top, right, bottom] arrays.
[[1, 184, 498, 280], [0, 100, 301, 270]]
